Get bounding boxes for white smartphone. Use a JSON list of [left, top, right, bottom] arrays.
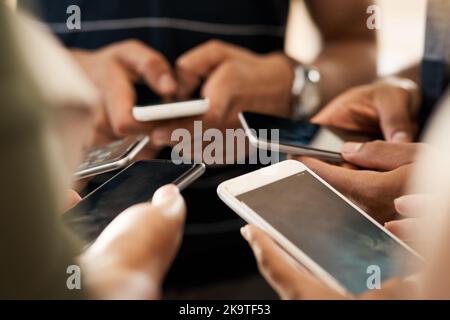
[[239, 111, 352, 163], [217, 160, 422, 295], [75, 135, 149, 180], [133, 99, 209, 122]]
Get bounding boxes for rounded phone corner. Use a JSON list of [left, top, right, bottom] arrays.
[[216, 181, 228, 198]]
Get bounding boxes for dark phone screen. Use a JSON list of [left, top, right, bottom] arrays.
[[237, 171, 421, 294], [243, 111, 321, 146], [64, 160, 196, 242], [134, 83, 202, 107], [243, 112, 343, 153]]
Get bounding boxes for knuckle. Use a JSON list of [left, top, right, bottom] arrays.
[[142, 56, 161, 70], [124, 39, 144, 48], [364, 140, 384, 152], [207, 39, 224, 50], [111, 119, 133, 137]]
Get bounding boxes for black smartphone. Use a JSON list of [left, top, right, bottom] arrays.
[[64, 160, 205, 242], [239, 112, 351, 162]]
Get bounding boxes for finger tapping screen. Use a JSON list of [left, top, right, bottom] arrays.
[[64, 161, 195, 242], [237, 171, 420, 294]]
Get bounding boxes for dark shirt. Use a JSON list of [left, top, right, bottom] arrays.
[[22, 0, 289, 64], [420, 0, 450, 132]]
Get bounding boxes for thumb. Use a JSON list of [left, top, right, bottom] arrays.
[[341, 140, 422, 171], [147, 184, 186, 275], [373, 84, 415, 143], [89, 185, 186, 282]]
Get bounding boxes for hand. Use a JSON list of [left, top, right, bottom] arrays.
[[71, 40, 177, 138], [65, 189, 81, 211], [80, 185, 185, 300], [291, 141, 426, 223], [241, 225, 418, 300], [149, 40, 294, 146], [385, 194, 435, 252], [312, 79, 420, 143]]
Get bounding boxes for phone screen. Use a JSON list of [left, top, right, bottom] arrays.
[[134, 83, 201, 107], [77, 136, 144, 173], [236, 171, 421, 294], [64, 160, 198, 242], [242, 112, 344, 153]]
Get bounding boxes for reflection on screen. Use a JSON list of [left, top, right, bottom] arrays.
[[237, 172, 420, 294], [244, 112, 342, 153], [64, 161, 194, 242]]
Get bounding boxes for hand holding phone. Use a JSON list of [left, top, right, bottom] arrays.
[[218, 160, 422, 295], [132, 83, 209, 122], [65, 160, 205, 242]]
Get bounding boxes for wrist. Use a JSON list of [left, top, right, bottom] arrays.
[[265, 52, 296, 116]]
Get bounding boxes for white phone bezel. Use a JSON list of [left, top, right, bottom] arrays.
[[238, 112, 343, 163], [133, 99, 209, 122], [217, 160, 422, 295]]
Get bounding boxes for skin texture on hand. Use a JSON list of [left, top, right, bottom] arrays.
[[241, 225, 419, 300], [71, 40, 177, 138], [65, 189, 82, 211], [80, 185, 186, 300], [385, 194, 436, 253], [149, 40, 295, 147], [312, 80, 421, 143], [291, 141, 427, 223]]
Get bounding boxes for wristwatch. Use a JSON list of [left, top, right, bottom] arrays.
[[291, 64, 322, 120]]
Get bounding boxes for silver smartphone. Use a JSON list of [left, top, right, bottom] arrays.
[[239, 111, 346, 163], [75, 135, 149, 180], [64, 160, 205, 242]]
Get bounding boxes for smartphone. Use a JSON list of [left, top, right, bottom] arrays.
[[64, 160, 205, 242], [239, 111, 348, 162], [217, 160, 422, 295], [132, 83, 208, 121], [133, 99, 209, 122], [75, 135, 149, 180]]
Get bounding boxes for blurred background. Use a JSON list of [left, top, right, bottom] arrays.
[[287, 0, 427, 75], [6, 0, 427, 76]]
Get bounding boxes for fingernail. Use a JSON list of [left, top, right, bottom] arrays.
[[393, 196, 406, 210], [391, 131, 410, 143], [152, 185, 184, 218], [240, 226, 250, 241], [341, 142, 363, 154], [158, 74, 177, 93]]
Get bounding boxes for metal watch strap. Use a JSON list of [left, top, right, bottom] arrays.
[[291, 65, 322, 120]]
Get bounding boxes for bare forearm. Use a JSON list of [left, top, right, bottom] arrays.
[[393, 64, 420, 84], [313, 40, 377, 104]]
